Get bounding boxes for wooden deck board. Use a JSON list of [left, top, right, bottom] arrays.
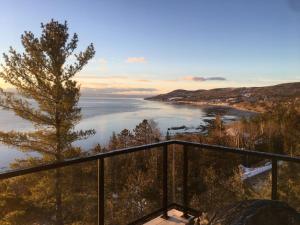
[[144, 209, 191, 225]]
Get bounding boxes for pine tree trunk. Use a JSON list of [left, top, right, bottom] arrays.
[[55, 168, 63, 225], [54, 102, 64, 225]]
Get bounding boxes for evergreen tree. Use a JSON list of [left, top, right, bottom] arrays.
[[133, 119, 160, 144], [117, 129, 134, 148], [0, 20, 95, 225]]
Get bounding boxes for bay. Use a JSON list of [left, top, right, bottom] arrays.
[[0, 97, 253, 169]]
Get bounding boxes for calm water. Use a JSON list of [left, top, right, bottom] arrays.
[[0, 97, 250, 169]]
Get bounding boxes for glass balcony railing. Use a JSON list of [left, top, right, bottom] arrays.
[[0, 140, 299, 225]]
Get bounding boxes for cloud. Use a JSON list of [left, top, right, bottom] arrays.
[[126, 57, 146, 63], [97, 75, 128, 80], [97, 87, 157, 93], [206, 77, 227, 81], [183, 76, 226, 82], [81, 87, 158, 96]]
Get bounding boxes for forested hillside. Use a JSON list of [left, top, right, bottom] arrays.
[[146, 82, 300, 112]]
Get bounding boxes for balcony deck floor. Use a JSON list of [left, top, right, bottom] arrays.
[[144, 209, 192, 225]]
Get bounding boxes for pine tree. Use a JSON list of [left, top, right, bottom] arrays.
[[117, 129, 134, 148], [0, 20, 95, 225], [133, 119, 160, 145]]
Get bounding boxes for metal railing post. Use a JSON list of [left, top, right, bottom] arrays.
[[271, 158, 278, 200], [98, 158, 104, 225], [182, 144, 189, 218], [162, 143, 169, 219]]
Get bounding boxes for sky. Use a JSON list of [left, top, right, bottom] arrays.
[[0, 0, 299, 95]]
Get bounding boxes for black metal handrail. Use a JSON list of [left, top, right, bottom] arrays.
[[0, 140, 299, 225], [1, 140, 299, 179], [0, 140, 174, 179]]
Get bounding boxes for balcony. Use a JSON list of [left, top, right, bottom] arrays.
[[0, 140, 299, 225]]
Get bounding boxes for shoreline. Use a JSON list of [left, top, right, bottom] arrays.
[[147, 99, 259, 116], [163, 100, 259, 137], [174, 100, 259, 114], [0, 99, 258, 170]]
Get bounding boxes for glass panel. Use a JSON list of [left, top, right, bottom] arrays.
[[104, 147, 163, 225], [168, 143, 183, 206], [241, 156, 272, 201], [278, 161, 300, 212], [186, 147, 271, 213], [0, 160, 98, 225]]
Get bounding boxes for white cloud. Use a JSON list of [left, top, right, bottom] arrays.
[[126, 57, 146, 63]]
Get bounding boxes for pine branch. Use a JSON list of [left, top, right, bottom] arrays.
[[0, 131, 56, 155], [0, 91, 53, 126]]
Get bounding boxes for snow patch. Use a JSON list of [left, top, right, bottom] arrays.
[[240, 162, 272, 180]]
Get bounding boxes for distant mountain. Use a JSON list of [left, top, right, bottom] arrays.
[[145, 82, 300, 112]]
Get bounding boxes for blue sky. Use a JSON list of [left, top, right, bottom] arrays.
[[0, 0, 299, 94]]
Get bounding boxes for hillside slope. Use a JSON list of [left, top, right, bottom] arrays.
[[146, 82, 300, 112]]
